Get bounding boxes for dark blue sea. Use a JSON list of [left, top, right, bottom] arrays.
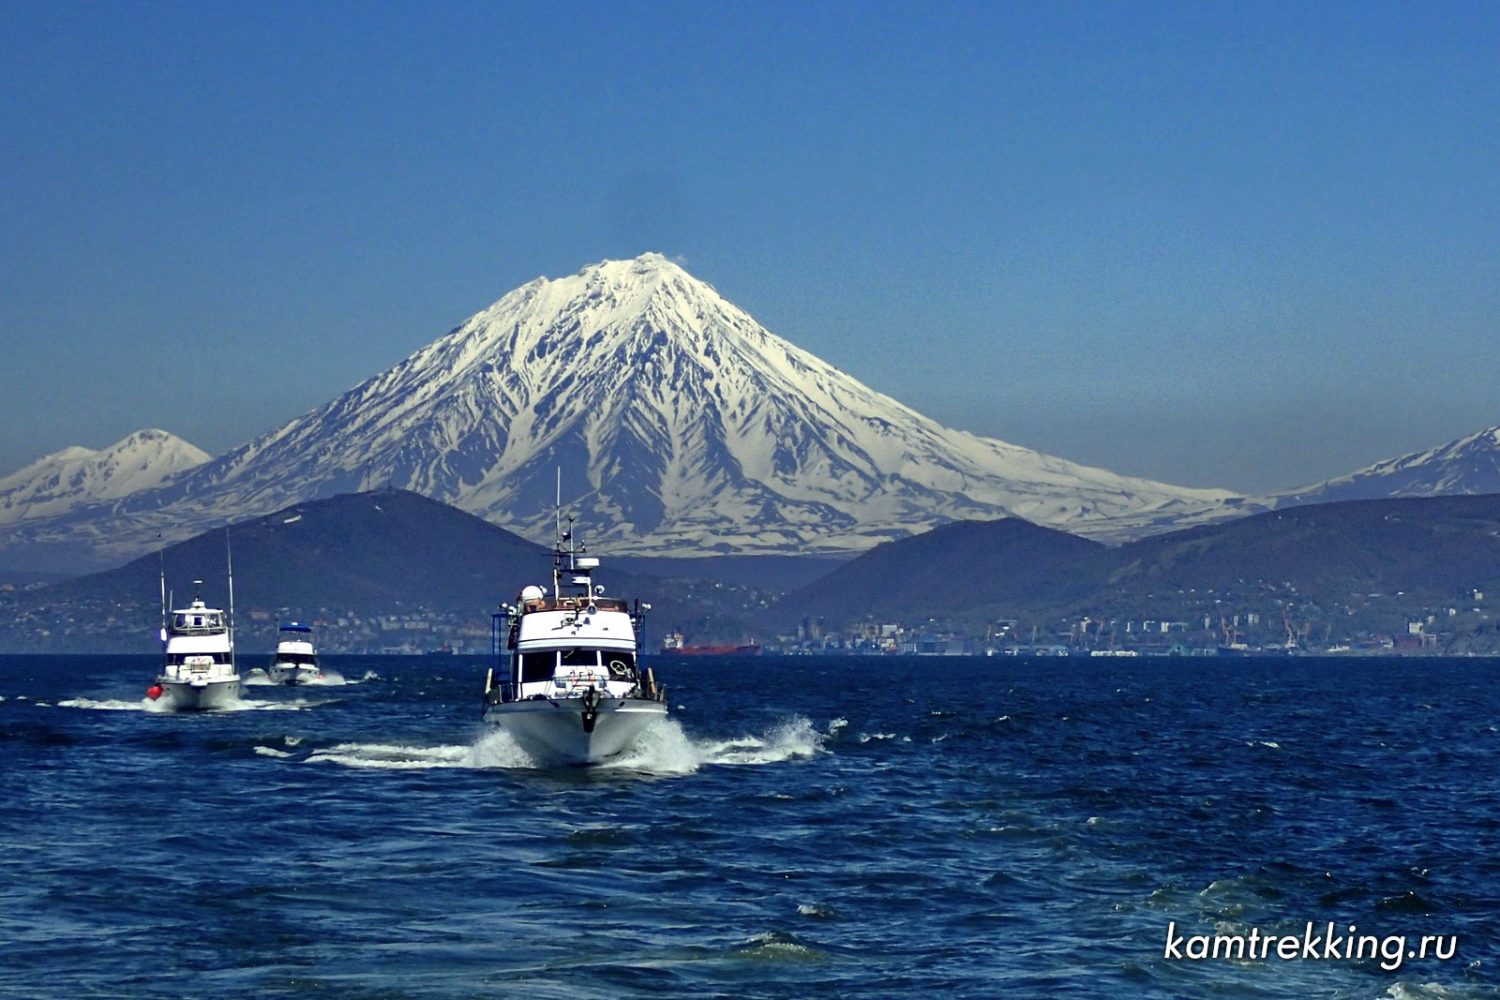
[[2, 654, 1497, 999]]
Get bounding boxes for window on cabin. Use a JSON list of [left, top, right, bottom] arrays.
[[560, 649, 599, 668], [518, 652, 556, 684]]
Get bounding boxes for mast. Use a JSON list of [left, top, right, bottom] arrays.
[[552, 468, 562, 598], [225, 527, 236, 669], [158, 537, 167, 648]]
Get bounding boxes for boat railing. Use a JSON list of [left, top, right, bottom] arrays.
[[520, 596, 629, 614], [484, 680, 514, 706], [482, 672, 667, 708]]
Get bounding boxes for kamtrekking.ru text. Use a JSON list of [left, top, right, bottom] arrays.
[[1163, 920, 1457, 972]]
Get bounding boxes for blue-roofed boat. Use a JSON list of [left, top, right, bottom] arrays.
[[266, 622, 321, 685]]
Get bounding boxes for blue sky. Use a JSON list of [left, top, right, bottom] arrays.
[[2, 1, 1496, 493]]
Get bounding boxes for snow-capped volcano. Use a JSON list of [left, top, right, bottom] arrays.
[[0, 430, 209, 528], [1272, 425, 1500, 508], [1, 254, 1237, 568]]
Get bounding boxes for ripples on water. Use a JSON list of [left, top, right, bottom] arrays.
[[1, 654, 1497, 998]]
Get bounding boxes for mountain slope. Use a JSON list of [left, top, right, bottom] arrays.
[[0, 430, 209, 528], [1, 490, 703, 651], [1109, 493, 1500, 600], [0, 254, 1236, 571], [769, 494, 1500, 639], [770, 517, 1107, 626], [1272, 425, 1500, 508]]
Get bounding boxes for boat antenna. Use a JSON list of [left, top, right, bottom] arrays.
[[158, 534, 167, 648], [225, 526, 236, 670], [552, 468, 562, 598]]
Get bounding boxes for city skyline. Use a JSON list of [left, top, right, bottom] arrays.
[[2, 1, 1497, 494]]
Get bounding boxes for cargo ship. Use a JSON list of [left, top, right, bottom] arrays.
[[660, 638, 762, 656]]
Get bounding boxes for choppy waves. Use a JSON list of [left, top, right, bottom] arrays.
[[56, 692, 332, 713], [6, 654, 1500, 999]]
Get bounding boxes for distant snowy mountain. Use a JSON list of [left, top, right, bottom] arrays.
[[1272, 425, 1500, 508], [0, 254, 1238, 570], [0, 430, 209, 529]]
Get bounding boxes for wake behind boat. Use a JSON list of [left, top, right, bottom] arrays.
[[482, 517, 667, 765], [267, 622, 321, 685]]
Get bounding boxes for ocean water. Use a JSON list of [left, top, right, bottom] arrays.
[[1, 653, 1497, 999]]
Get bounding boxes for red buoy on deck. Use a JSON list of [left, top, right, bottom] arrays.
[[146, 684, 164, 700]]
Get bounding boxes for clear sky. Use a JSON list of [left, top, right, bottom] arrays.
[[2, 1, 1496, 494]]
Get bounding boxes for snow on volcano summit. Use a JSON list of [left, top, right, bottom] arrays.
[[0, 430, 209, 528], [1, 254, 1235, 565]]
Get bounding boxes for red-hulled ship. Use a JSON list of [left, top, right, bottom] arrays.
[[660, 637, 762, 656]]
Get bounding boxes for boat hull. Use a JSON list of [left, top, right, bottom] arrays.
[[266, 664, 320, 686], [157, 678, 240, 711], [483, 698, 666, 765]]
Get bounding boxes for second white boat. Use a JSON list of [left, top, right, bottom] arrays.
[[266, 622, 321, 685]]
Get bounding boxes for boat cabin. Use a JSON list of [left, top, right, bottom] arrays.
[[486, 539, 661, 707], [161, 596, 233, 676], [509, 600, 640, 700], [170, 599, 226, 635], [275, 624, 318, 665]]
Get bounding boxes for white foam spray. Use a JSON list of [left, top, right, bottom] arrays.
[[58, 697, 151, 711], [296, 716, 829, 774], [305, 741, 475, 770]]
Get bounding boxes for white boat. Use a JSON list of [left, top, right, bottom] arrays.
[[149, 586, 240, 710], [482, 520, 667, 765], [266, 622, 321, 685]]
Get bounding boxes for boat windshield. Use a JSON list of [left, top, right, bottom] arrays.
[[560, 649, 599, 668], [518, 649, 638, 683], [603, 652, 637, 679], [172, 611, 224, 632], [519, 651, 556, 684]]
